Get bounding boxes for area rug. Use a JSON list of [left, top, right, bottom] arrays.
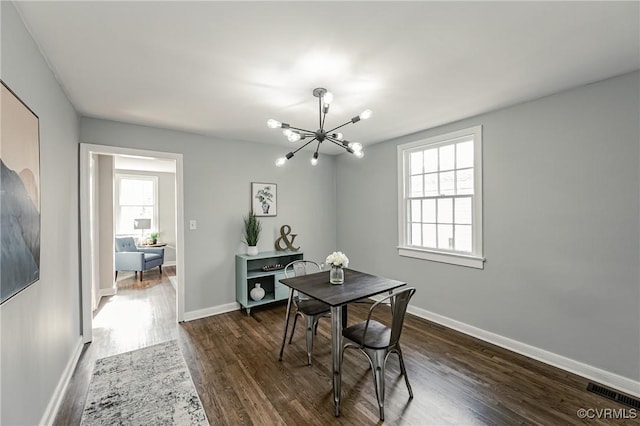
[[81, 340, 209, 425]]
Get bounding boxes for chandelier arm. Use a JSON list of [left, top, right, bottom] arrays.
[[290, 137, 318, 156], [326, 137, 349, 150], [325, 120, 354, 134], [287, 125, 314, 134]]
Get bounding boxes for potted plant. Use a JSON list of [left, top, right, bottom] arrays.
[[243, 210, 261, 255], [150, 232, 159, 245]]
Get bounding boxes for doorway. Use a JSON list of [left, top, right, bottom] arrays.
[[80, 144, 186, 343]]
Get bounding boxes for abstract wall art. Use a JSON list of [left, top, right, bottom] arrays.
[[1, 81, 41, 304]]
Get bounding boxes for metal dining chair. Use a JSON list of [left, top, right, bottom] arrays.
[[280, 260, 331, 366], [341, 286, 416, 421]]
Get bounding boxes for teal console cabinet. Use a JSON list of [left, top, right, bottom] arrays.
[[235, 251, 303, 315]]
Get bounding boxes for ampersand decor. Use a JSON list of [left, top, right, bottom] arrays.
[[275, 225, 300, 251]]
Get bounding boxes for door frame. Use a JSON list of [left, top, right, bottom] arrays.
[[79, 143, 186, 342]]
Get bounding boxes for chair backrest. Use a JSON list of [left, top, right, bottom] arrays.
[[115, 237, 139, 253], [388, 287, 416, 348], [366, 287, 416, 349], [284, 260, 321, 301], [284, 260, 321, 278]]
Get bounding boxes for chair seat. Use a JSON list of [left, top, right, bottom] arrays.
[[343, 320, 390, 349], [297, 298, 331, 316], [144, 253, 162, 262]]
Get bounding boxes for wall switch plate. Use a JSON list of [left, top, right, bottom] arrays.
[[189, 220, 197, 230]]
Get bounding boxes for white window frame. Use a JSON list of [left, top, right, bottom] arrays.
[[397, 125, 484, 269], [115, 173, 159, 236]]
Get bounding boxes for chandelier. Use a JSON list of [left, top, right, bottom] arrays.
[[268, 88, 371, 166]]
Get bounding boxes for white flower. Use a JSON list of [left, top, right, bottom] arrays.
[[326, 251, 349, 268]]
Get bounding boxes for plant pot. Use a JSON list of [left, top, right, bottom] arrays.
[[247, 246, 259, 256], [330, 265, 344, 285]]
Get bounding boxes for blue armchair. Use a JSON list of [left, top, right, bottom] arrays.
[[115, 237, 164, 281]]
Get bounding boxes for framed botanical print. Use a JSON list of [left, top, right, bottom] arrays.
[[251, 182, 277, 217]]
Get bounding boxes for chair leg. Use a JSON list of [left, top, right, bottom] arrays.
[[305, 315, 315, 366], [289, 312, 300, 344], [370, 349, 387, 421], [140, 270, 143, 281], [396, 346, 413, 399], [159, 265, 162, 274], [115, 270, 118, 279]]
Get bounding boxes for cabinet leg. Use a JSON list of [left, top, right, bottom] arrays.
[[246, 307, 251, 316]]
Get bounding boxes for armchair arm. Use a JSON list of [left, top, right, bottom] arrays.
[[115, 251, 145, 271], [138, 247, 164, 256]]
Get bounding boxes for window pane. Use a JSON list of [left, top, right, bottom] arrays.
[[440, 171, 455, 195], [457, 141, 474, 169], [140, 180, 154, 205], [457, 168, 474, 194], [437, 224, 453, 250], [423, 224, 436, 248], [119, 179, 142, 205], [439, 145, 455, 170], [454, 198, 472, 224], [410, 151, 423, 175], [455, 225, 472, 252], [425, 173, 438, 196], [424, 148, 438, 173], [118, 206, 153, 235], [411, 223, 422, 246], [411, 200, 421, 223], [410, 175, 423, 197], [422, 199, 436, 223], [438, 198, 453, 223]]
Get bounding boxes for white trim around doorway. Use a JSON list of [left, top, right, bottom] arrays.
[[79, 143, 186, 343]]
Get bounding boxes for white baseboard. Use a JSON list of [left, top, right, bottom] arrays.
[[40, 337, 84, 426], [163, 261, 176, 267], [183, 302, 240, 322], [98, 287, 116, 299], [407, 305, 640, 398]]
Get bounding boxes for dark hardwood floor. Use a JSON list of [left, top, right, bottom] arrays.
[[56, 271, 633, 425]]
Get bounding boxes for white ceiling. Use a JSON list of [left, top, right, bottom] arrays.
[[15, 1, 640, 155]]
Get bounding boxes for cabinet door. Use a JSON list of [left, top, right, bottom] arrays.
[[274, 272, 289, 300]]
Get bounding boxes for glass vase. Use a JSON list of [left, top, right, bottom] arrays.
[[330, 265, 344, 285]]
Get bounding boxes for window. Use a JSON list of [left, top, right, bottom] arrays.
[[115, 174, 158, 236], [397, 126, 484, 268]]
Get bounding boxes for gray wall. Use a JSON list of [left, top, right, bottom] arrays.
[[0, 3, 81, 425], [336, 71, 640, 381], [80, 118, 338, 313]]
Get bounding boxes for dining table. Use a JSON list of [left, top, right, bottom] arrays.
[[278, 268, 406, 416]]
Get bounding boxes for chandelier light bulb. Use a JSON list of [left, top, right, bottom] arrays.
[[311, 152, 319, 166], [275, 157, 287, 167], [354, 150, 365, 159], [359, 109, 373, 120], [282, 129, 293, 137], [349, 142, 363, 153], [267, 119, 281, 128], [334, 132, 344, 140], [323, 91, 333, 104], [287, 132, 301, 142]]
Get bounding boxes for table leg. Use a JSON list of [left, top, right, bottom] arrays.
[[278, 288, 294, 361], [331, 305, 343, 416]]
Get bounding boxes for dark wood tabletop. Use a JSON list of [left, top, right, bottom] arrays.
[[279, 268, 406, 306]]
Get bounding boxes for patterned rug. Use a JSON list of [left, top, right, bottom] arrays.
[[81, 340, 209, 425]]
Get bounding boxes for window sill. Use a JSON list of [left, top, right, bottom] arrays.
[[397, 246, 485, 269]]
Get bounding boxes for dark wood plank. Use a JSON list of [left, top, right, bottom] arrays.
[[56, 270, 636, 425]]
